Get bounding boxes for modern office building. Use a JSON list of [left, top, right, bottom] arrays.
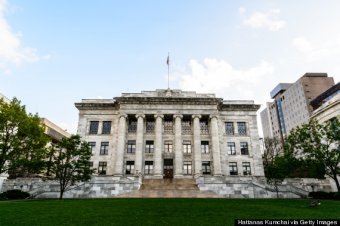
[[261, 73, 335, 140]]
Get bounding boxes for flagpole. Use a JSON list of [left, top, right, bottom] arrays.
[[167, 52, 170, 89]]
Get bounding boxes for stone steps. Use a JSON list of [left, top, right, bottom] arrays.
[[116, 178, 224, 198]]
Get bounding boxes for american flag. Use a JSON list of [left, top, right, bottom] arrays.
[[166, 55, 169, 65]]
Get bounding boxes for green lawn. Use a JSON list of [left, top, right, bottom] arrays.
[[0, 199, 339, 226]]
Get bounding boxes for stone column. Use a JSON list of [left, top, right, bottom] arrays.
[[192, 114, 202, 175], [154, 114, 163, 178], [135, 114, 145, 175], [174, 114, 183, 178], [210, 115, 222, 176], [114, 114, 127, 175]]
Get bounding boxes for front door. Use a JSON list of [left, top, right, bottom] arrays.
[[163, 159, 173, 179]]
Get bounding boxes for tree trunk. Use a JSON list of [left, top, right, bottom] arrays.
[[333, 172, 340, 192], [59, 189, 64, 199]]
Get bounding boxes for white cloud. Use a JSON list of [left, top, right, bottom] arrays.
[[173, 58, 274, 101], [292, 35, 340, 62], [242, 9, 286, 31], [293, 37, 312, 52], [0, 0, 40, 73], [239, 7, 246, 14]]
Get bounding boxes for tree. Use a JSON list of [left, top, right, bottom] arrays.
[[50, 135, 94, 199], [0, 98, 48, 176], [285, 119, 340, 191], [262, 137, 283, 171]]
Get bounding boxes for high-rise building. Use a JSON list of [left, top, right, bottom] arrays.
[[261, 73, 335, 141]]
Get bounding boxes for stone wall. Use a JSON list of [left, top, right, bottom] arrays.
[[195, 176, 330, 198], [1, 176, 140, 198]]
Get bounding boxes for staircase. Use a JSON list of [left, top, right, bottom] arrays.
[[117, 179, 223, 198]]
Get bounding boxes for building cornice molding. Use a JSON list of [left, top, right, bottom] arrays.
[[114, 97, 223, 105]]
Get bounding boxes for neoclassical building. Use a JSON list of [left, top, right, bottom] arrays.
[[75, 89, 264, 179]]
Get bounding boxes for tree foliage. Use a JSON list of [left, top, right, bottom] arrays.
[[50, 135, 94, 199], [0, 98, 49, 177], [262, 137, 283, 170], [285, 119, 340, 191]]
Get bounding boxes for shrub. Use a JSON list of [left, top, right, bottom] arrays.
[[309, 191, 340, 200], [0, 190, 30, 200]]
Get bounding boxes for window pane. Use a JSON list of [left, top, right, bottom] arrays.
[[102, 121, 112, 134], [237, 122, 247, 135], [225, 122, 234, 135], [89, 121, 99, 134], [227, 142, 236, 155], [240, 142, 249, 155]]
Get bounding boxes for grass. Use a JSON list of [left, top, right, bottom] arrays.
[[0, 198, 339, 226]]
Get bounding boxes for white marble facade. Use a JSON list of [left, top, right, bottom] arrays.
[[75, 89, 265, 179]]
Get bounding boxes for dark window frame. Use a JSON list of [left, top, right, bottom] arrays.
[[100, 142, 109, 155], [102, 121, 112, 134], [89, 121, 99, 134], [127, 140, 136, 153]]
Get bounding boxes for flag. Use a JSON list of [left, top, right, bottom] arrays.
[[166, 55, 169, 66]]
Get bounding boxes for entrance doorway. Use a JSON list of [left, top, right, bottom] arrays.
[[163, 159, 173, 178]]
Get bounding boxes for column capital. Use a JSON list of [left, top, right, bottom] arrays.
[[135, 114, 145, 119], [119, 114, 128, 119], [154, 114, 164, 119], [192, 114, 201, 119], [209, 114, 219, 120], [173, 114, 183, 119]]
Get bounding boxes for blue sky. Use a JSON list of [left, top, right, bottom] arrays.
[[1, 0, 340, 134]]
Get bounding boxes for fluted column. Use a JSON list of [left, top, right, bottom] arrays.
[[174, 114, 183, 178], [114, 114, 127, 175], [192, 114, 202, 175], [210, 115, 222, 176], [154, 114, 163, 177], [135, 114, 145, 175]]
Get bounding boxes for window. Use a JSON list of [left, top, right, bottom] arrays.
[[200, 121, 209, 134], [126, 161, 134, 175], [128, 118, 137, 133], [88, 161, 93, 167], [98, 162, 107, 175], [202, 161, 211, 175], [229, 162, 238, 175], [145, 140, 154, 153], [201, 141, 209, 154], [183, 141, 192, 154], [102, 121, 112, 134], [100, 142, 109, 155], [183, 161, 192, 175], [242, 162, 251, 175], [88, 142, 96, 152], [240, 142, 249, 155], [182, 121, 191, 134], [127, 140, 136, 153], [225, 122, 234, 135], [89, 121, 99, 134], [164, 141, 173, 153], [144, 161, 153, 175], [146, 120, 155, 133], [237, 122, 247, 135], [164, 120, 173, 133], [227, 142, 236, 155]]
